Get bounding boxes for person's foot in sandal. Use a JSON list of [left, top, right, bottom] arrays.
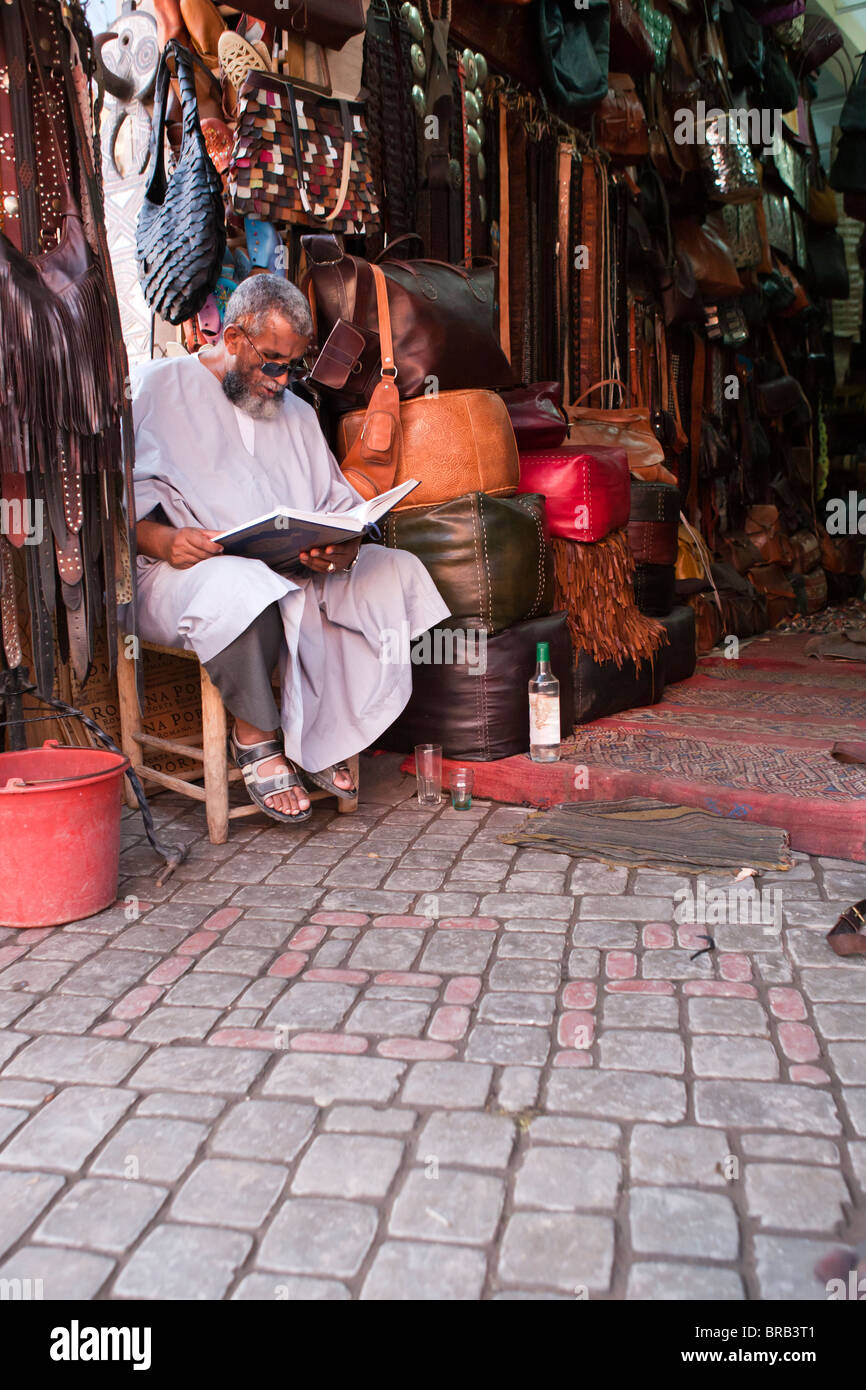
[[231, 721, 311, 822], [299, 762, 357, 801]]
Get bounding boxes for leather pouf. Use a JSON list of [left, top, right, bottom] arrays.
[[629, 480, 679, 618], [657, 605, 697, 685], [379, 612, 575, 761], [517, 443, 630, 541], [381, 492, 553, 635], [633, 562, 676, 617], [574, 647, 665, 725]]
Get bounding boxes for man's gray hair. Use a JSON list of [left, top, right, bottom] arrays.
[[223, 274, 312, 338]]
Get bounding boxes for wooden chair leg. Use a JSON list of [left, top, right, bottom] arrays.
[[337, 752, 360, 814], [115, 639, 141, 810], [200, 665, 230, 844]]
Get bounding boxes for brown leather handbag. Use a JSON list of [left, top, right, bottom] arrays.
[[303, 232, 515, 405], [335, 264, 519, 509], [595, 74, 649, 164], [237, 0, 365, 50], [673, 219, 743, 300], [566, 381, 678, 486], [609, 0, 655, 72]]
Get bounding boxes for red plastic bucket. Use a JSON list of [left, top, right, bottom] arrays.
[[0, 740, 129, 928]]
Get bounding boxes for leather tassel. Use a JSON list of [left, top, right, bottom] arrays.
[[552, 529, 668, 671]]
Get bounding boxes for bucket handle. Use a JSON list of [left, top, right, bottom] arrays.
[[2, 765, 129, 789]]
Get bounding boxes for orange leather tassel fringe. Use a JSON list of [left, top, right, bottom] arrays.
[[552, 529, 668, 671]]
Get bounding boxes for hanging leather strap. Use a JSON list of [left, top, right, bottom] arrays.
[[286, 83, 353, 225], [339, 264, 403, 498], [498, 92, 511, 360], [688, 328, 706, 522], [557, 140, 572, 407]]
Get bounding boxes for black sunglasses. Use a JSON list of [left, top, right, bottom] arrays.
[[235, 325, 309, 379]]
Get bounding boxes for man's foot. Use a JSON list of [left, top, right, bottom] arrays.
[[232, 722, 311, 820], [299, 761, 357, 801]]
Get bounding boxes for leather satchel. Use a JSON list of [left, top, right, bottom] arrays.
[[595, 74, 650, 164], [500, 382, 568, 451], [718, 531, 763, 574], [303, 233, 515, 404], [137, 42, 225, 324], [566, 383, 678, 486], [335, 264, 519, 508], [747, 560, 797, 624], [745, 505, 794, 565], [237, 0, 365, 50], [789, 529, 821, 574], [609, 0, 655, 73], [381, 492, 554, 635], [673, 219, 743, 300], [516, 444, 631, 541]]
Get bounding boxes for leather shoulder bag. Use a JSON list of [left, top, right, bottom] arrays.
[[236, 0, 365, 51], [595, 74, 650, 164], [137, 41, 225, 324]]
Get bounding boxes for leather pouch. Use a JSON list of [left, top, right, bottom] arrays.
[[309, 318, 370, 393]]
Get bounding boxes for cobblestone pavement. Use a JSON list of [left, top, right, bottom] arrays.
[[0, 752, 864, 1301]]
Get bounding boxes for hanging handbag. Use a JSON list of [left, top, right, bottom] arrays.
[[381, 492, 554, 635], [807, 228, 851, 300], [831, 55, 866, 197], [136, 41, 226, 324], [538, 0, 610, 114], [609, 0, 655, 73], [236, 0, 365, 50], [761, 41, 799, 111], [517, 444, 631, 541], [809, 164, 838, 226], [595, 74, 650, 163], [713, 202, 764, 269], [500, 382, 569, 451], [695, 59, 762, 205], [763, 189, 794, 257], [798, 14, 844, 76], [228, 70, 379, 237], [673, 219, 743, 299], [721, 1, 765, 90], [303, 232, 515, 404], [335, 264, 519, 507], [565, 381, 678, 486]]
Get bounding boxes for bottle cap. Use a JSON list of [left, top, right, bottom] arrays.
[[536, 642, 549, 662]]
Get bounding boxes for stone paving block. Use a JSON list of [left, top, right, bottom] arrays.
[[498, 1211, 614, 1291], [602, 995, 679, 1029], [599, 1030, 685, 1075], [4, 1034, 145, 1086], [787, 930, 847, 971], [136, 1092, 225, 1122], [822, 872, 866, 900], [257, 1198, 378, 1276], [15, 994, 112, 1035], [346, 999, 431, 1037], [292, 1133, 404, 1198], [0, 994, 32, 1028], [224, 922, 290, 950], [419, 933, 494, 976], [130, 1006, 221, 1044], [320, 890, 415, 915], [418, 1110, 516, 1170], [90, 1116, 207, 1183], [515, 1146, 621, 1211], [0, 1244, 114, 1300], [570, 923, 638, 950], [0, 1169, 65, 1259], [34, 1177, 166, 1254], [488, 959, 560, 993], [128, 1045, 267, 1095], [641, 951, 717, 981], [504, 918, 569, 938], [325, 861, 392, 888], [497, 1067, 540, 1113], [784, 902, 846, 930], [171, 1158, 286, 1229], [566, 949, 601, 978], [263, 1054, 405, 1105], [193, 946, 275, 976], [238, 978, 286, 1010], [828, 1042, 866, 1084], [801, 969, 866, 1004], [754, 1235, 834, 1300], [311, 941, 353, 969], [568, 863, 628, 894], [479, 893, 572, 919], [26, 933, 105, 962], [529, 1117, 621, 1149], [113, 1223, 251, 1300], [389, 1168, 504, 1245], [580, 896, 671, 922], [57, 951, 161, 996], [740, 1134, 839, 1164], [212, 1098, 316, 1161], [233, 1273, 350, 1300], [848, 1141, 866, 1193], [691, 1035, 780, 1081], [401, 1061, 493, 1110], [754, 954, 794, 984], [745, 1163, 849, 1232], [629, 1124, 730, 1188], [630, 1187, 738, 1259], [0, 1107, 26, 1143], [0, 1079, 54, 1108], [478, 992, 555, 1026], [163, 975, 253, 1012], [626, 1263, 744, 1300], [324, 1105, 417, 1135], [505, 873, 567, 895], [495, 933, 564, 961], [694, 1080, 841, 1134], [686, 998, 769, 1036], [112, 923, 187, 953], [465, 1025, 550, 1067], [547, 1071, 686, 1123], [360, 1240, 487, 1301], [0, 1085, 135, 1172], [264, 983, 359, 1032], [348, 929, 425, 972], [0, 1031, 27, 1068], [812, 1003, 866, 1039], [0, 961, 73, 993]]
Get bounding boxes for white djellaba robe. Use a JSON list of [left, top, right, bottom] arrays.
[[130, 353, 450, 770]]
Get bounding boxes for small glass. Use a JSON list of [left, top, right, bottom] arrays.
[[414, 743, 442, 806], [450, 766, 474, 810]]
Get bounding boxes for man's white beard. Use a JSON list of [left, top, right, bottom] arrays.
[[222, 370, 285, 420]]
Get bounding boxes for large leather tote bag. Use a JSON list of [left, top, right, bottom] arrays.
[[565, 380, 678, 486], [237, 0, 365, 50], [381, 492, 554, 635], [137, 42, 225, 324], [302, 232, 516, 404]]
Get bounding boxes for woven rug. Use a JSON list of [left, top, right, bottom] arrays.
[[501, 797, 792, 872]]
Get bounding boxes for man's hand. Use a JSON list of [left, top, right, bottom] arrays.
[[299, 538, 361, 574], [165, 527, 224, 570]]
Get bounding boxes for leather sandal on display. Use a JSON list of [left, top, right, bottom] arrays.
[[245, 216, 284, 273], [179, 0, 226, 67], [218, 28, 271, 92], [229, 732, 312, 824], [299, 763, 358, 801]]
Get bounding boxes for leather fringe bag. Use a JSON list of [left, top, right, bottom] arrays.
[[335, 264, 519, 509], [137, 41, 226, 324]]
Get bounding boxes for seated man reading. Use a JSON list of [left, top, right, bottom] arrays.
[[131, 275, 449, 824]]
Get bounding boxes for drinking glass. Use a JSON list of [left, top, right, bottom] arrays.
[[450, 766, 474, 810], [415, 744, 442, 806]]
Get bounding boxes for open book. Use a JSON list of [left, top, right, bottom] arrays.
[[213, 479, 420, 576]]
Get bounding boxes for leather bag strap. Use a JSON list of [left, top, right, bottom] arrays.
[[339, 264, 403, 497], [286, 84, 353, 225], [688, 327, 706, 522], [498, 93, 511, 361]]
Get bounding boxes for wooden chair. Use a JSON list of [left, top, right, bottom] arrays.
[[116, 639, 358, 844]]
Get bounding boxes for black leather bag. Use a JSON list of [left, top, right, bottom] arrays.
[[574, 647, 664, 724], [633, 562, 676, 616], [137, 42, 226, 324], [721, 2, 765, 90], [538, 0, 610, 114], [381, 493, 554, 636], [658, 605, 697, 684], [380, 612, 575, 761], [807, 229, 850, 300], [761, 43, 798, 113]]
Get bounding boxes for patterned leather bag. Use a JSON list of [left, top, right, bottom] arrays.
[[137, 42, 225, 324], [228, 71, 379, 237]]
